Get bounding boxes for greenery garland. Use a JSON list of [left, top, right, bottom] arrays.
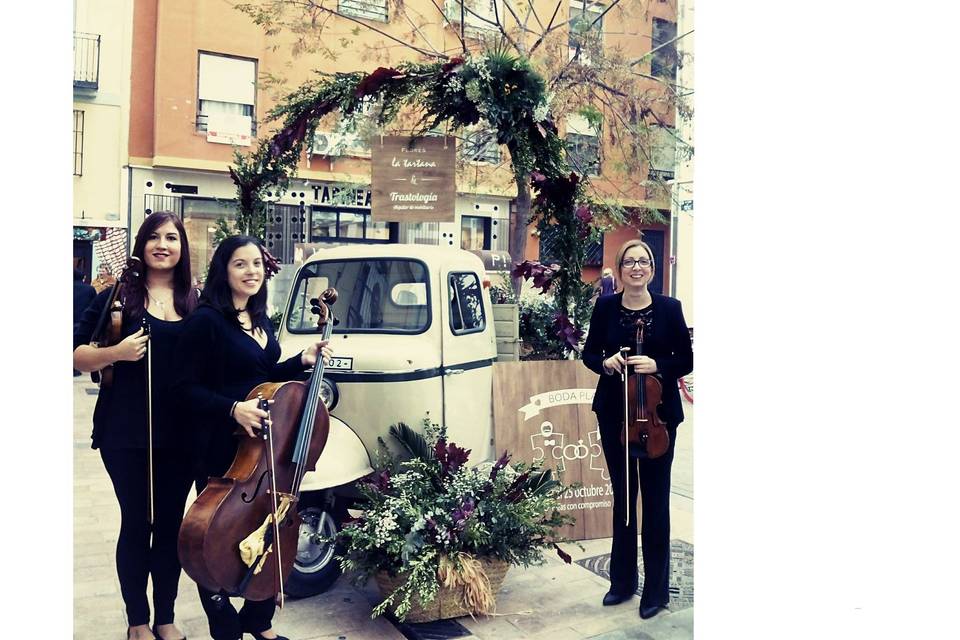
[[230, 48, 607, 355]]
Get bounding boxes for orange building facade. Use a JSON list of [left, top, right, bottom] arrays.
[[127, 0, 678, 292]]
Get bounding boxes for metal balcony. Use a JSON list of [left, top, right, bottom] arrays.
[[74, 32, 100, 90]]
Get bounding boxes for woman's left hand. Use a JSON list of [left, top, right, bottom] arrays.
[[626, 355, 658, 374], [301, 340, 333, 367]]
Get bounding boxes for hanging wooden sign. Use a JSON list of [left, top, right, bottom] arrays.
[[370, 135, 456, 223]]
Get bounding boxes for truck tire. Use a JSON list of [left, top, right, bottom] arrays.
[[286, 492, 344, 598]]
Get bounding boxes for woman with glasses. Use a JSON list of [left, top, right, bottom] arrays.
[[582, 238, 693, 620]]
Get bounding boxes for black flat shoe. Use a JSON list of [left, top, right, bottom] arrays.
[[639, 603, 668, 619], [245, 631, 289, 640], [602, 589, 634, 606], [152, 625, 186, 640]]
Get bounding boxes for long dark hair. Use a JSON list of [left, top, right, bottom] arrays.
[[200, 235, 269, 330], [123, 211, 196, 324]]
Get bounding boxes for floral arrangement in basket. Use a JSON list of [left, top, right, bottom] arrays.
[[335, 419, 576, 622]]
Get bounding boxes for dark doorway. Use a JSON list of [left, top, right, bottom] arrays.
[[640, 229, 665, 295], [73, 240, 93, 282]]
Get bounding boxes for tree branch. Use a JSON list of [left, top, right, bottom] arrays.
[[491, 0, 524, 54], [528, 0, 563, 55], [302, 0, 449, 60], [396, 5, 444, 57], [629, 29, 694, 68], [425, 0, 468, 54]]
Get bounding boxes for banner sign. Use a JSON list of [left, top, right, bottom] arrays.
[[493, 361, 613, 541], [371, 135, 456, 223]]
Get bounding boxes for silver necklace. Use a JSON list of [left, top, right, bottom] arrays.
[[146, 289, 170, 311]]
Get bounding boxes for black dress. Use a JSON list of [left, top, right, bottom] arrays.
[[73, 288, 194, 628], [173, 304, 307, 640], [582, 292, 693, 610]]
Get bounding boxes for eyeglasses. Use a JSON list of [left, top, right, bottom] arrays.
[[621, 258, 652, 269]]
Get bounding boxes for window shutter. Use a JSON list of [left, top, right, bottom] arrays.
[[199, 54, 256, 105]]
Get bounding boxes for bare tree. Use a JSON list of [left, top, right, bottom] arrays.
[[236, 0, 693, 294]]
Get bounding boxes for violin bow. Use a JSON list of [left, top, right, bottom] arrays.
[[620, 346, 631, 528], [144, 317, 155, 527], [260, 394, 285, 609]]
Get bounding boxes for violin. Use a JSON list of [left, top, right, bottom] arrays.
[[89, 256, 144, 387], [620, 321, 670, 459], [619, 320, 670, 526], [178, 288, 338, 605]]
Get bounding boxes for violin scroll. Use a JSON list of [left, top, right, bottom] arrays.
[[309, 288, 339, 329]]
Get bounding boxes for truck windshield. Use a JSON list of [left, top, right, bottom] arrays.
[[286, 259, 430, 333]]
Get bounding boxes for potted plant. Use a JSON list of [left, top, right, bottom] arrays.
[[335, 420, 576, 623]]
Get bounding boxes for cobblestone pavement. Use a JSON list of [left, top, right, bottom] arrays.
[[74, 376, 694, 639]]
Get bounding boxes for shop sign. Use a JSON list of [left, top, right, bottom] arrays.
[[371, 135, 456, 223], [309, 185, 372, 209], [469, 249, 513, 271], [74, 227, 104, 241]]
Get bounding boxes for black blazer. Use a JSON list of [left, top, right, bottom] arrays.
[[582, 292, 693, 426]]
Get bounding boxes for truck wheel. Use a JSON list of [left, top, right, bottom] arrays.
[[286, 495, 344, 598]]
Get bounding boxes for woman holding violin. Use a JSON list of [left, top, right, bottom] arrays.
[[582, 238, 693, 620], [174, 236, 332, 640], [73, 212, 198, 640]]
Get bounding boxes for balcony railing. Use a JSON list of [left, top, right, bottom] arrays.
[[74, 32, 100, 90]]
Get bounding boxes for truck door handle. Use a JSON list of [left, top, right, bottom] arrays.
[[444, 368, 464, 376]]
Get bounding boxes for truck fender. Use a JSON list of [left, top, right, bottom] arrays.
[[299, 416, 374, 491]]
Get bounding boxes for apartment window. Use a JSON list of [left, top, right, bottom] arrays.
[[651, 18, 678, 79], [568, 1, 604, 64], [461, 127, 501, 164], [565, 113, 601, 176], [309, 206, 390, 243], [461, 215, 491, 250], [73, 110, 84, 176], [338, 0, 388, 22], [539, 225, 603, 266], [196, 53, 257, 138], [648, 126, 677, 181], [444, 0, 500, 33]]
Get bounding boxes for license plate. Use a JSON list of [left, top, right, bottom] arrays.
[[326, 357, 353, 371]]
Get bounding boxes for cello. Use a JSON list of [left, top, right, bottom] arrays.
[[619, 320, 670, 526], [178, 288, 338, 604], [89, 256, 144, 387]]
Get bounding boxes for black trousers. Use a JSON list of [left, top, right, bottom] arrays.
[[597, 416, 679, 608], [100, 447, 194, 627], [192, 436, 276, 640]]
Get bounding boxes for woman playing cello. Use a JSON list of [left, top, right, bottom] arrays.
[[174, 236, 332, 640], [582, 238, 693, 620], [73, 212, 198, 640]]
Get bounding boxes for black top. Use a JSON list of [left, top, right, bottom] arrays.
[[582, 292, 693, 426], [73, 288, 187, 450], [173, 305, 307, 460], [73, 280, 96, 328]]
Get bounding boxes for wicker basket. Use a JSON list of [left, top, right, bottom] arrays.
[[374, 557, 510, 623]]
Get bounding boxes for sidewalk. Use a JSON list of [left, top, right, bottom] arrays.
[[73, 376, 693, 639]]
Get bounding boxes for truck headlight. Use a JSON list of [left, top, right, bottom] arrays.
[[319, 378, 339, 411]]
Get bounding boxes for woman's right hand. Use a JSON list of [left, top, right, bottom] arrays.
[[233, 399, 271, 438], [602, 351, 627, 375], [113, 327, 149, 362]]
